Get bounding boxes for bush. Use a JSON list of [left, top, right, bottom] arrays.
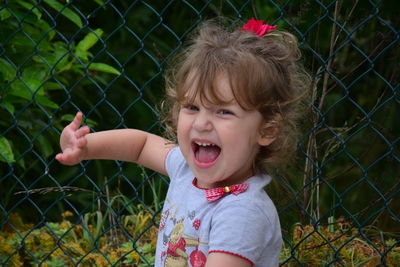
[[280, 217, 400, 266], [1, 207, 157, 267]]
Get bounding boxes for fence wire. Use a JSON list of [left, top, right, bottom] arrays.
[[1, 0, 399, 266]]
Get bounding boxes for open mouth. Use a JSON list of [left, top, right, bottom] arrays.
[[192, 141, 221, 164]]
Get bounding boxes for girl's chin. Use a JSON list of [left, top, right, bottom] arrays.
[[195, 178, 218, 189], [194, 172, 228, 189]]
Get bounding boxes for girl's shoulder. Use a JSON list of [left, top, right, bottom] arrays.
[[208, 185, 282, 265], [213, 175, 279, 223]]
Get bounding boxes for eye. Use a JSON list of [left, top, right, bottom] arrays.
[[217, 109, 234, 115], [183, 104, 199, 111]]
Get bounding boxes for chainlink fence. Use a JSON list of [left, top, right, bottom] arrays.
[[1, 0, 399, 266]]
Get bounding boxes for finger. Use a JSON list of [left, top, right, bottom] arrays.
[[75, 125, 90, 138], [56, 152, 77, 166], [69, 112, 83, 131], [55, 153, 63, 162], [55, 153, 68, 164], [77, 136, 87, 148]]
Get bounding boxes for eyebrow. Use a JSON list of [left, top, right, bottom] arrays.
[[181, 97, 238, 109]]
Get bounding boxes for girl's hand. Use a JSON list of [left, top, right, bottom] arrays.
[[55, 112, 90, 165]]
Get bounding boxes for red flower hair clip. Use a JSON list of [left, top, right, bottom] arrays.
[[242, 18, 277, 36]]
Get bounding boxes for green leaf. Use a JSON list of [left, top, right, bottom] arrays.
[[36, 134, 53, 159], [35, 95, 59, 109], [76, 29, 104, 52], [35, 39, 53, 54], [44, 257, 66, 267], [17, 157, 26, 169], [60, 114, 97, 127], [21, 67, 48, 94], [86, 118, 97, 127], [60, 114, 75, 122], [37, 20, 55, 40], [0, 102, 15, 113], [0, 137, 15, 163], [44, 82, 64, 90], [12, 9, 39, 26], [42, 0, 83, 28], [52, 51, 70, 72], [75, 29, 104, 61], [88, 62, 120, 75], [9, 34, 35, 48], [9, 81, 33, 100], [0, 8, 12, 21], [93, 0, 105, 5], [34, 43, 70, 72], [74, 50, 91, 62], [16, 0, 42, 19], [0, 58, 17, 81]]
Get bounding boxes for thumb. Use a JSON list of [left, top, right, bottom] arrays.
[[55, 153, 64, 163], [55, 153, 75, 166]]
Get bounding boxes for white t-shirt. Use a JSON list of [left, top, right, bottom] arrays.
[[154, 147, 282, 267]]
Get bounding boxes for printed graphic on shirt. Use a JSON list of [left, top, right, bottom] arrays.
[[160, 201, 207, 267]]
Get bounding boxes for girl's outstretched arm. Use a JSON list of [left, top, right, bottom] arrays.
[[55, 112, 174, 175]]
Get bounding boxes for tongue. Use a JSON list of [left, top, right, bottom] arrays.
[[196, 146, 220, 163]]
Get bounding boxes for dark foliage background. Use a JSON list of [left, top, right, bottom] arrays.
[[1, 0, 399, 265]]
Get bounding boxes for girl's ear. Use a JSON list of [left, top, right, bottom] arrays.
[[258, 122, 279, 147]]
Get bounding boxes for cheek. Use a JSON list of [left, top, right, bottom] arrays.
[[176, 114, 185, 136], [229, 128, 261, 154], [176, 117, 190, 147], [176, 125, 184, 145]]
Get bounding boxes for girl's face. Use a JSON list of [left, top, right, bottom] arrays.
[[177, 74, 274, 189]]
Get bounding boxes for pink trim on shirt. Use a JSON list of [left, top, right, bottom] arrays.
[[163, 147, 176, 174], [209, 250, 254, 266], [192, 178, 206, 190], [191, 176, 255, 190]]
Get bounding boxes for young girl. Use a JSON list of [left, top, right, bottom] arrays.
[[56, 18, 308, 267]]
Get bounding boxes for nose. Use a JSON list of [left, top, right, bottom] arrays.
[[193, 111, 213, 132]]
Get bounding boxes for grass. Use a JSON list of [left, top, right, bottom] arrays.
[[280, 217, 400, 266], [2, 211, 399, 266], [0, 208, 157, 267]]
